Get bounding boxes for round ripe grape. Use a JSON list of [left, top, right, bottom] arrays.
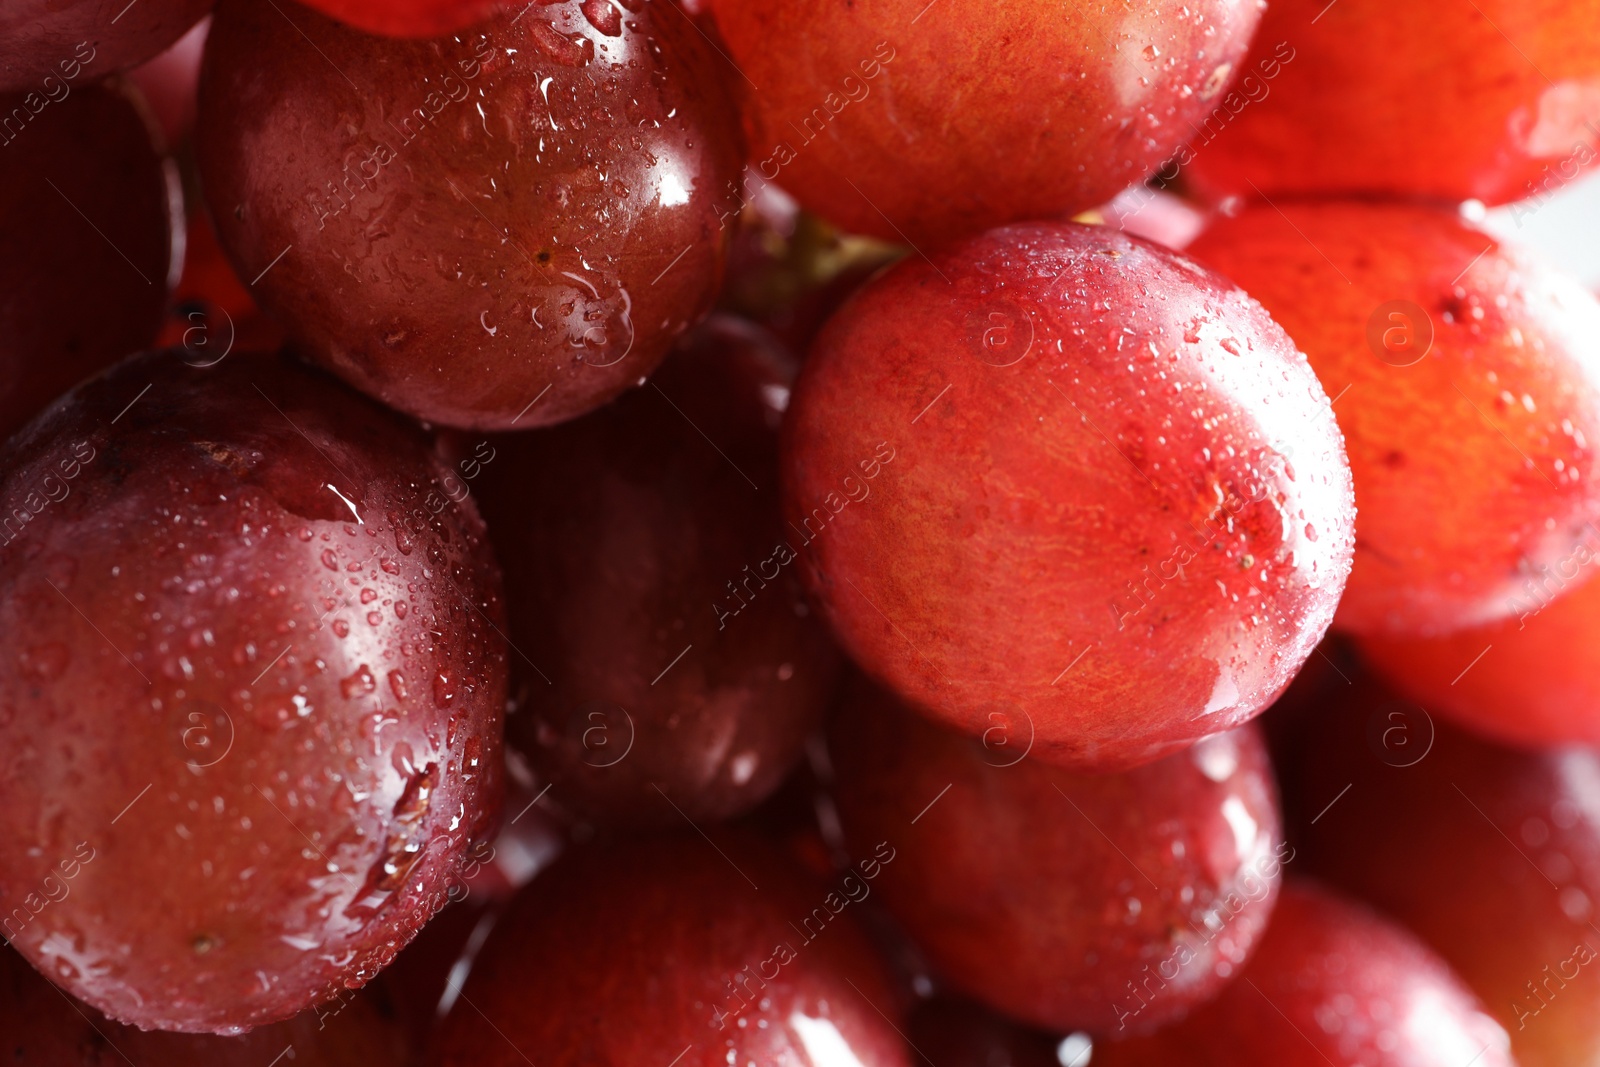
[[1292, 676, 1600, 1067], [780, 221, 1354, 770], [0, 0, 212, 93], [195, 0, 745, 430], [0, 80, 177, 442], [0, 944, 408, 1065], [708, 0, 1262, 246], [430, 832, 910, 1067], [1096, 882, 1514, 1065], [299, 0, 503, 37], [1358, 572, 1600, 747], [1189, 201, 1600, 637], [0, 349, 507, 1033], [470, 317, 841, 826], [1184, 0, 1600, 206], [829, 676, 1284, 1034]]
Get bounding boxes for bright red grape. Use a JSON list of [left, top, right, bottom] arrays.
[[829, 676, 1285, 1035], [0, 349, 507, 1033], [1185, 0, 1600, 207], [1190, 200, 1600, 636], [0, 80, 177, 442], [1358, 569, 1600, 747], [196, 0, 745, 430], [781, 221, 1354, 769], [429, 832, 911, 1067], [708, 0, 1262, 246], [471, 316, 841, 826]]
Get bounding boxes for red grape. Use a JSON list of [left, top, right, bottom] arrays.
[[1185, 0, 1600, 207], [1292, 675, 1600, 1067], [1358, 568, 1600, 747], [0, 0, 212, 93], [708, 0, 1262, 246], [781, 221, 1354, 770], [1096, 882, 1515, 1066], [0, 79, 178, 442], [1190, 200, 1600, 636], [829, 676, 1285, 1035], [470, 316, 840, 825], [430, 832, 911, 1067], [1, 944, 409, 1065], [0, 349, 506, 1032], [196, 0, 745, 430]]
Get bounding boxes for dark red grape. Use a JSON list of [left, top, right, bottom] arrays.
[[0, 0, 212, 93], [781, 221, 1354, 770], [429, 832, 911, 1067], [470, 316, 840, 826], [829, 676, 1285, 1035], [0, 349, 506, 1032], [0, 79, 177, 442], [195, 0, 745, 430]]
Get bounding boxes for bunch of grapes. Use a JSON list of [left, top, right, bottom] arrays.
[[2, 1, 1599, 1065]]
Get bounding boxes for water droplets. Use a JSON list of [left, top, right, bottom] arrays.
[[341, 665, 377, 701], [432, 670, 456, 708]]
